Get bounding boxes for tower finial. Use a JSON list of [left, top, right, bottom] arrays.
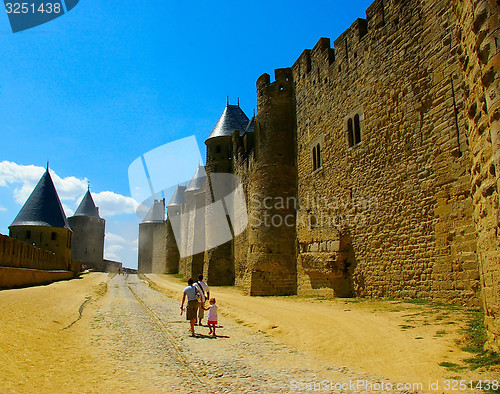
[[253, 108, 256, 117], [46, 161, 49, 172], [87, 180, 90, 191], [237, 97, 240, 106], [226, 96, 229, 106]]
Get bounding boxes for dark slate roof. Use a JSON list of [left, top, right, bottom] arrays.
[[167, 185, 186, 207], [73, 189, 100, 218], [141, 200, 165, 223], [206, 104, 250, 140], [185, 166, 206, 192], [245, 115, 255, 133], [10, 169, 70, 229]]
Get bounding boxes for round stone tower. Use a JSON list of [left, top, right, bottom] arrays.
[[204, 101, 250, 285], [246, 68, 298, 295], [67, 187, 105, 271], [138, 199, 165, 274], [9, 167, 73, 271]]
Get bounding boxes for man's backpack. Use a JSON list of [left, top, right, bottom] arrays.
[[195, 281, 206, 301]]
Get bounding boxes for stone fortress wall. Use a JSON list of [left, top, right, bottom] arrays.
[[141, 0, 499, 349], [0, 234, 78, 288]]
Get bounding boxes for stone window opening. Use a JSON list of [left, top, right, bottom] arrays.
[[347, 118, 354, 147], [309, 213, 318, 229], [354, 114, 361, 144], [216, 145, 221, 154], [346, 111, 363, 148], [51, 232, 57, 241], [25, 230, 31, 240], [312, 143, 322, 172]]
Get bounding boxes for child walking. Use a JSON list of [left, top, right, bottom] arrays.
[[202, 298, 218, 336]]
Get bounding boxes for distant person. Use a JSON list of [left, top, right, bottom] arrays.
[[194, 274, 210, 326], [202, 298, 218, 336], [180, 278, 200, 336]]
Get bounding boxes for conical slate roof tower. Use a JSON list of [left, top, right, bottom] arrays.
[[73, 188, 100, 217], [9, 166, 73, 265], [141, 199, 165, 223], [206, 103, 249, 140], [68, 187, 105, 271], [10, 168, 70, 229], [185, 165, 206, 194], [167, 185, 186, 208]]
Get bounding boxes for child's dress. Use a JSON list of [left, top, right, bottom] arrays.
[[207, 304, 218, 325]]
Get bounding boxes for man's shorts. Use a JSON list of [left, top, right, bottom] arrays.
[[186, 299, 199, 321]]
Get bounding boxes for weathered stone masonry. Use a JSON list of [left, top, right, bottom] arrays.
[[140, 0, 499, 349], [452, 0, 500, 350]]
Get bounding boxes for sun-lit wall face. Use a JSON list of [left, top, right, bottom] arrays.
[[9, 225, 72, 265]]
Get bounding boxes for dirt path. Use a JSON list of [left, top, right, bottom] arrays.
[[147, 274, 499, 389], [0, 273, 497, 393]]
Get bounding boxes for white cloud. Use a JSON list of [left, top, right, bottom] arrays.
[[0, 206, 7, 212], [104, 251, 121, 261], [93, 191, 139, 217], [106, 232, 127, 244], [0, 161, 87, 205], [106, 244, 124, 254], [104, 244, 124, 261]]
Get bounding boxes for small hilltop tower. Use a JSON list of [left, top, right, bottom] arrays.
[[179, 166, 207, 279], [165, 185, 185, 274], [138, 199, 166, 274], [9, 166, 73, 270], [67, 187, 105, 271]]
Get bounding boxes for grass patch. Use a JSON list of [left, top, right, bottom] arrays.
[[434, 330, 447, 337], [462, 311, 488, 354], [406, 299, 432, 305], [439, 361, 466, 372], [460, 310, 500, 371], [463, 351, 500, 371]]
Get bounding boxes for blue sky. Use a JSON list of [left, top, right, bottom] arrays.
[[0, 0, 373, 268]]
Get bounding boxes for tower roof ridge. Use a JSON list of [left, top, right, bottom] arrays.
[[168, 185, 187, 207], [9, 169, 70, 229], [206, 103, 249, 141], [185, 165, 206, 192], [141, 199, 165, 223], [73, 189, 100, 218]]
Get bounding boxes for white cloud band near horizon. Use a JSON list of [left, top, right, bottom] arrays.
[[0, 161, 139, 217]]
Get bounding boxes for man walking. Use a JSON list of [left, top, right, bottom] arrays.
[[194, 274, 210, 326], [181, 278, 199, 336]]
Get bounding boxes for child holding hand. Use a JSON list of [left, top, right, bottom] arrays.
[[202, 298, 218, 336]]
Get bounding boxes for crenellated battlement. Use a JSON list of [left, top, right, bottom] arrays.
[[256, 68, 293, 97], [366, 0, 385, 29]]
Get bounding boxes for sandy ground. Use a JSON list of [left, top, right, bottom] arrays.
[[0, 272, 497, 393]]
